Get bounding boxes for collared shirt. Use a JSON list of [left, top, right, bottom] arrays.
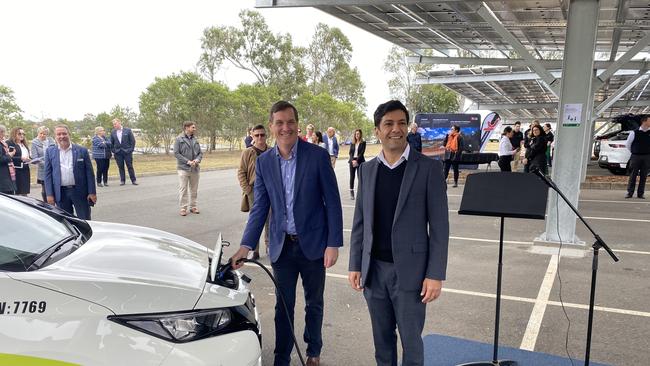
[[377, 143, 410, 170], [626, 125, 650, 151], [116, 128, 123, 144], [59, 145, 75, 186], [499, 135, 515, 157], [275, 139, 299, 235], [326, 135, 334, 155]]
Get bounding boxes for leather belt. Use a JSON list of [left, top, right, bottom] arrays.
[[285, 234, 299, 242], [62, 185, 75, 189]]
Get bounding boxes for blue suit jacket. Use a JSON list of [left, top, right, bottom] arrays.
[[44, 144, 96, 203], [323, 134, 339, 157], [110, 128, 136, 154], [241, 139, 343, 262]]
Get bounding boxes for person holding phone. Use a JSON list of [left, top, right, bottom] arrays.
[[0, 125, 17, 194], [7, 127, 31, 196]]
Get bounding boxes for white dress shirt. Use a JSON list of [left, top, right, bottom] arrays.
[[59, 145, 75, 186], [377, 144, 410, 169], [625, 125, 650, 152], [498, 135, 516, 157], [116, 128, 123, 144]]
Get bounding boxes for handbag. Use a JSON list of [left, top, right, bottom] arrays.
[[240, 194, 250, 212]]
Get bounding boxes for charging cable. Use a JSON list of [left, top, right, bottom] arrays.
[[234, 258, 307, 366]]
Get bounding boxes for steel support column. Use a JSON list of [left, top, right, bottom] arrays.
[[541, 0, 600, 245]]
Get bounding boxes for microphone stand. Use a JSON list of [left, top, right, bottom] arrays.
[[532, 169, 619, 366]]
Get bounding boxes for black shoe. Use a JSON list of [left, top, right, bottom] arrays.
[[104, 183, 109, 187], [453, 183, 458, 187], [97, 183, 103, 187], [120, 182, 126, 186], [132, 181, 139, 186], [625, 193, 633, 198], [638, 195, 645, 199]]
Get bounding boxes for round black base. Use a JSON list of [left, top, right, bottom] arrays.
[[457, 360, 518, 366]]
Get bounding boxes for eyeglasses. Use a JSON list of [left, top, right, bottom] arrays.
[[17, 132, 25, 135], [253, 133, 266, 137]]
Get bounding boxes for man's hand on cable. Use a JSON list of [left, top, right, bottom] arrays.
[[230, 246, 251, 270]]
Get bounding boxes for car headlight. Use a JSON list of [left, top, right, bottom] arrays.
[[108, 304, 258, 343]]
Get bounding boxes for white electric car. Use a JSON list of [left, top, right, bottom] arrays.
[[0, 194, 261, 366], [598, 131, 631, 175]]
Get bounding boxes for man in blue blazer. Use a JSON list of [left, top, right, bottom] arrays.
[[231, 101, 343, 366], [45, 125, 96, 220], [110, 118, 138, 185], [323, 127, 339, 167]]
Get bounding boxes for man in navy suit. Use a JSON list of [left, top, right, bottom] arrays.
[[231, 101, 343, 366], [323, 127, 339, 167], [45, 125, 96, 220], [110, 118, 138, 185]]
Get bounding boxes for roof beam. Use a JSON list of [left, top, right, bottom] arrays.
[[256, 0, 469, 7], [595, 32, 650, 85], [406, 56, 650, 70], [475, 2, 560, 96], [477, 100, 650, 111], [415, 70, 562, 84], [593, 71, 650, 116]]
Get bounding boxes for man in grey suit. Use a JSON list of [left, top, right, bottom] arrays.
[[348, 100, 449, 366]]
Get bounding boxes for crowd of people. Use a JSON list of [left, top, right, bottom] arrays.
[[497, 120, 555, 174], [0, 118, 138, 219]]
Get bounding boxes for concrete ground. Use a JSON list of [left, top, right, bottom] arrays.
[[30, 162, 649, 366]]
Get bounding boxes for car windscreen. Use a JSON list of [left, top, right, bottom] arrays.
[[0, 195, 72, 271], [611, 132, 630, 141]]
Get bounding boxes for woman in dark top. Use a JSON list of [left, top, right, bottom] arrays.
[[524, 124, 548, 174], [348, 129, 366, 200], [0, 125, 16, 194], [7, 127, 31, 195]]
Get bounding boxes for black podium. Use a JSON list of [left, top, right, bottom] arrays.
[[457, 172, 549, 366]]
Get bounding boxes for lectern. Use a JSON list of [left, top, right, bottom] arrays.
[[457, 172, 548, 366]]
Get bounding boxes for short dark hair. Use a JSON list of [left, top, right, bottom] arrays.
[[373, 100, 409, 127], [502, 126, 513, 135], [514, 121, 521, 126], [269, 101, 299, 123], [183, 121, 195, 129], [252, 124, 265, 131], [544, 123, 552, 129], [452, 125, 460, 132]]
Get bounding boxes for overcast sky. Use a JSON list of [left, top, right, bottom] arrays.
[[0, 0, 393, 121]]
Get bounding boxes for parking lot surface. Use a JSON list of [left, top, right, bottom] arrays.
[[33, 162, 649, 365]]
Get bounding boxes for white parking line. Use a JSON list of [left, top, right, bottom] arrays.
[[580, 199, 650, 205], [520, 255, 558, 351]]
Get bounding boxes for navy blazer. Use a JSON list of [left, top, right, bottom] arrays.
[[110, 128, 136, 154], [241, 139, 343, 262], [322, 134, 339, 157], [44, 144, 96, 203]]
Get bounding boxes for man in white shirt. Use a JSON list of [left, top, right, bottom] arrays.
[[45, 125, 97, 220], [110, 118, 138, 186], [323, 127, 339, 167]]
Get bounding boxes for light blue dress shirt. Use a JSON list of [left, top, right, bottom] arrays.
[[275, 140, 298, 235]]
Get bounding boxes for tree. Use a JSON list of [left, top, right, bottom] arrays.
[[305, 23, 365, 108], [227, 84, 279, 150], [198, 10, 305, 91], [186, 81, 230, 151], [139, 72, 201, 154], [384, 45, 460, 116], [0, 85, 23, 126], [295, 92, 372, 139]]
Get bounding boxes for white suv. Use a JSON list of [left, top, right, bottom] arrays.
[[598, 131, 630, 175]]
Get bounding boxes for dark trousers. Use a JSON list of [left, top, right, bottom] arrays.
[[349, 163, 359, 190], [364, 259, 426, 366], [627, 154, 650, 197], [95, 158, 110, 184], [271, 236, 326, 366], [114, 152, 136, 183], [57, 186, 91, 220], [37, 179, 46, 202], [443, 160, 460, 184], [498, 155, 513, 172]]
